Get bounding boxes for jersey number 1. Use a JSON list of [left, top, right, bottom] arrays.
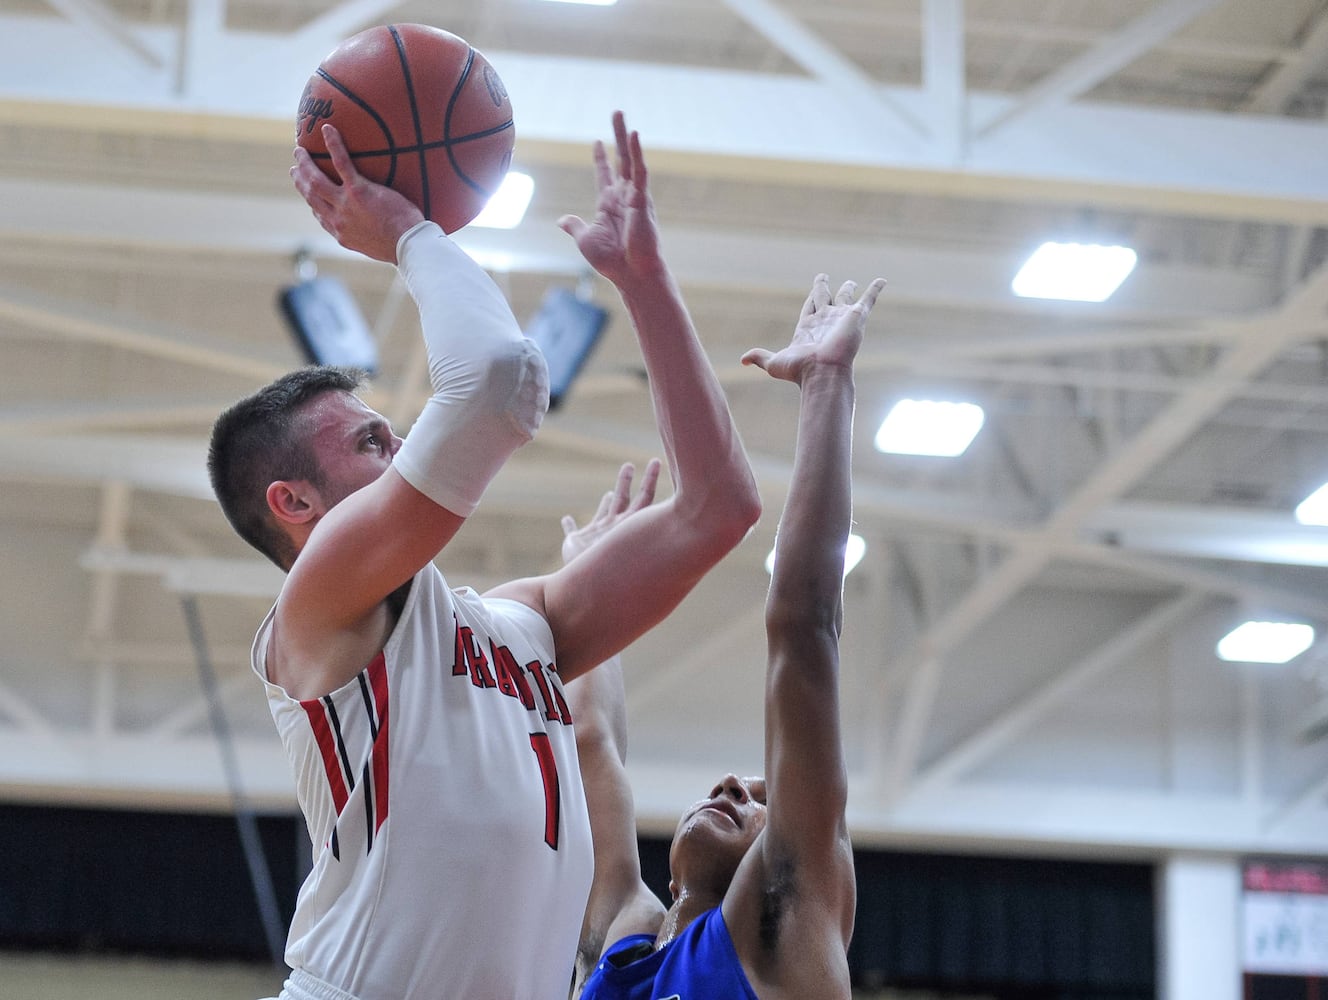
[[529, 733, 561, 850]]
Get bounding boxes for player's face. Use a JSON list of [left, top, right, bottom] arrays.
[[672, 773, 768, 860], [302, 391, 402, 510]]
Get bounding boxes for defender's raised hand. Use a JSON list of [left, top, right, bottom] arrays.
[[561, 459, 662, 566], [741, 273, 886, 384], [558, 111, 664, 284]]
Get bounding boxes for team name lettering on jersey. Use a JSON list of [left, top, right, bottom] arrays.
[[452, 616, 573, 726]]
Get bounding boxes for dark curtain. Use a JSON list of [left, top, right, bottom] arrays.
[[0, 802, 300, 960]]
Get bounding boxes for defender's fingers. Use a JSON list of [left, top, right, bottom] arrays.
[[612, 111, 631, 182], [629, 129, 647, 193], [835, 280, 857, 307], [856, 277, 888, 313], [632, 458, 662, 508], [800, 273, 829, 319], [592, 140, 612, 192], [812, 272, 832, 311], [561, 514, 578, 538]]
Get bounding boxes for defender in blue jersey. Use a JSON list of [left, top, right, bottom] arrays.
[[564, 271, 886, 1000]]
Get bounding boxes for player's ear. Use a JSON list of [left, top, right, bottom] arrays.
[[266, 479, 320, 526], [668, 878, 679, 903]]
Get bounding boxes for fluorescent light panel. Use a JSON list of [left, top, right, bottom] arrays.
[[1012, 241, 1138, 302], [472, 171, 534, 229], [542, 0, 617, 5], [1216, 621, 1315, 664], [766, 533, 865, 578], [1295, 482, 1328, 526], [875, 399, 984, 457]]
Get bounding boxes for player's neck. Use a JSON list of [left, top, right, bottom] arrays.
[[655, 885, 722, 948]]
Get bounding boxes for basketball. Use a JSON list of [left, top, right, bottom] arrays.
[[295, 24, 515, 234]]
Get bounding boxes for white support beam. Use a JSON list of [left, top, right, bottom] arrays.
[[1244, 7, 1328, 114], [1263, 766, 1328, 837], [43, 0, 164, 70], [0, 400, 236, 435], [858, 351, 1328, 406], [922, 0, 966, 162], [625, 604, 766, 716], [0, 280, 290, 382], [1063, 542, 1328, 625], [288, 0, 405, 53], [86, 480, 131, 738], [718, 0, 926, 140], [879, 542, 1061, 803], [5, 21, 1328, 220], [624, 762, 1328, 855], [975, 0, 1226, 139], [1240, 667, 1263, 809], [0, 178, 1282, 321], [883, 782, 1328, 855], [0, 433, 214, 499], [0, 725, 294, 810], [877, 262, 1328, 803], [0, 677, 56, 736], [177, 0, 225, 98], [148, 668, 257, 739], [74, 639, 253, 669], [1281, 225, 1317, 297], [80, 547, 285, 599], [1085, 502, 1328, 568], [914, 592, 1207, 792]]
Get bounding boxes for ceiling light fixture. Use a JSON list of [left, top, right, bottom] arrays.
[[875, 399, 985, 457], [1012, 241, 1138, 302], [1295, 482, 1328, 526], [471, 171, 534, 229], [1216, 621, 1315, 664]]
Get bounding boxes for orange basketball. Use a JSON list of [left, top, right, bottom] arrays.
[[295, 24, 515, 234]]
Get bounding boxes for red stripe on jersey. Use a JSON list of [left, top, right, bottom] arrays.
[[300, 698, 350, 813], [366, 652, 391, 835]]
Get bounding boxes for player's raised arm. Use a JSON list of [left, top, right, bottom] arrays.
[[492, 112, 760, 682], [724, 274, 885, 996]]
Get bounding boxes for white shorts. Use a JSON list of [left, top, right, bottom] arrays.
[[260, 968, 362, 1000]]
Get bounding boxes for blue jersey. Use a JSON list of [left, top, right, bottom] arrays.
[[580, 907, 759, 1000]]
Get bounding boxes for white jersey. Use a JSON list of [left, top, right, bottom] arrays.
[[252, 565, 593, 999]]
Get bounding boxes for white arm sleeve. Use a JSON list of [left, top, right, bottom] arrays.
[[390, 221, 549, 517]]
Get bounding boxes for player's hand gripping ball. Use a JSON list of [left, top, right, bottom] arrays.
[[296, 23, 515, 234]]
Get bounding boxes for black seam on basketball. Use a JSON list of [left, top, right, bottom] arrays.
[[389, 25, 431, 222], [315, 67, 399, 186], [434, 119, 515, 145], [311, 120, 513, 161], [443, 48, 491, 197]]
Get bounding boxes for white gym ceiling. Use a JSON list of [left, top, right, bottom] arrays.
[[2, 0, 1328, 859]]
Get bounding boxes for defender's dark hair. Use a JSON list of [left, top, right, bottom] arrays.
[[208, 366, 366, 570]]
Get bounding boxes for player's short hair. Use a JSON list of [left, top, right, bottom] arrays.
[[208, 366, 366, 570]]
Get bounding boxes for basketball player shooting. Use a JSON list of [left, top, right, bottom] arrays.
[[565, 271, 886, 1000], [208, 111, 759, 1000]]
